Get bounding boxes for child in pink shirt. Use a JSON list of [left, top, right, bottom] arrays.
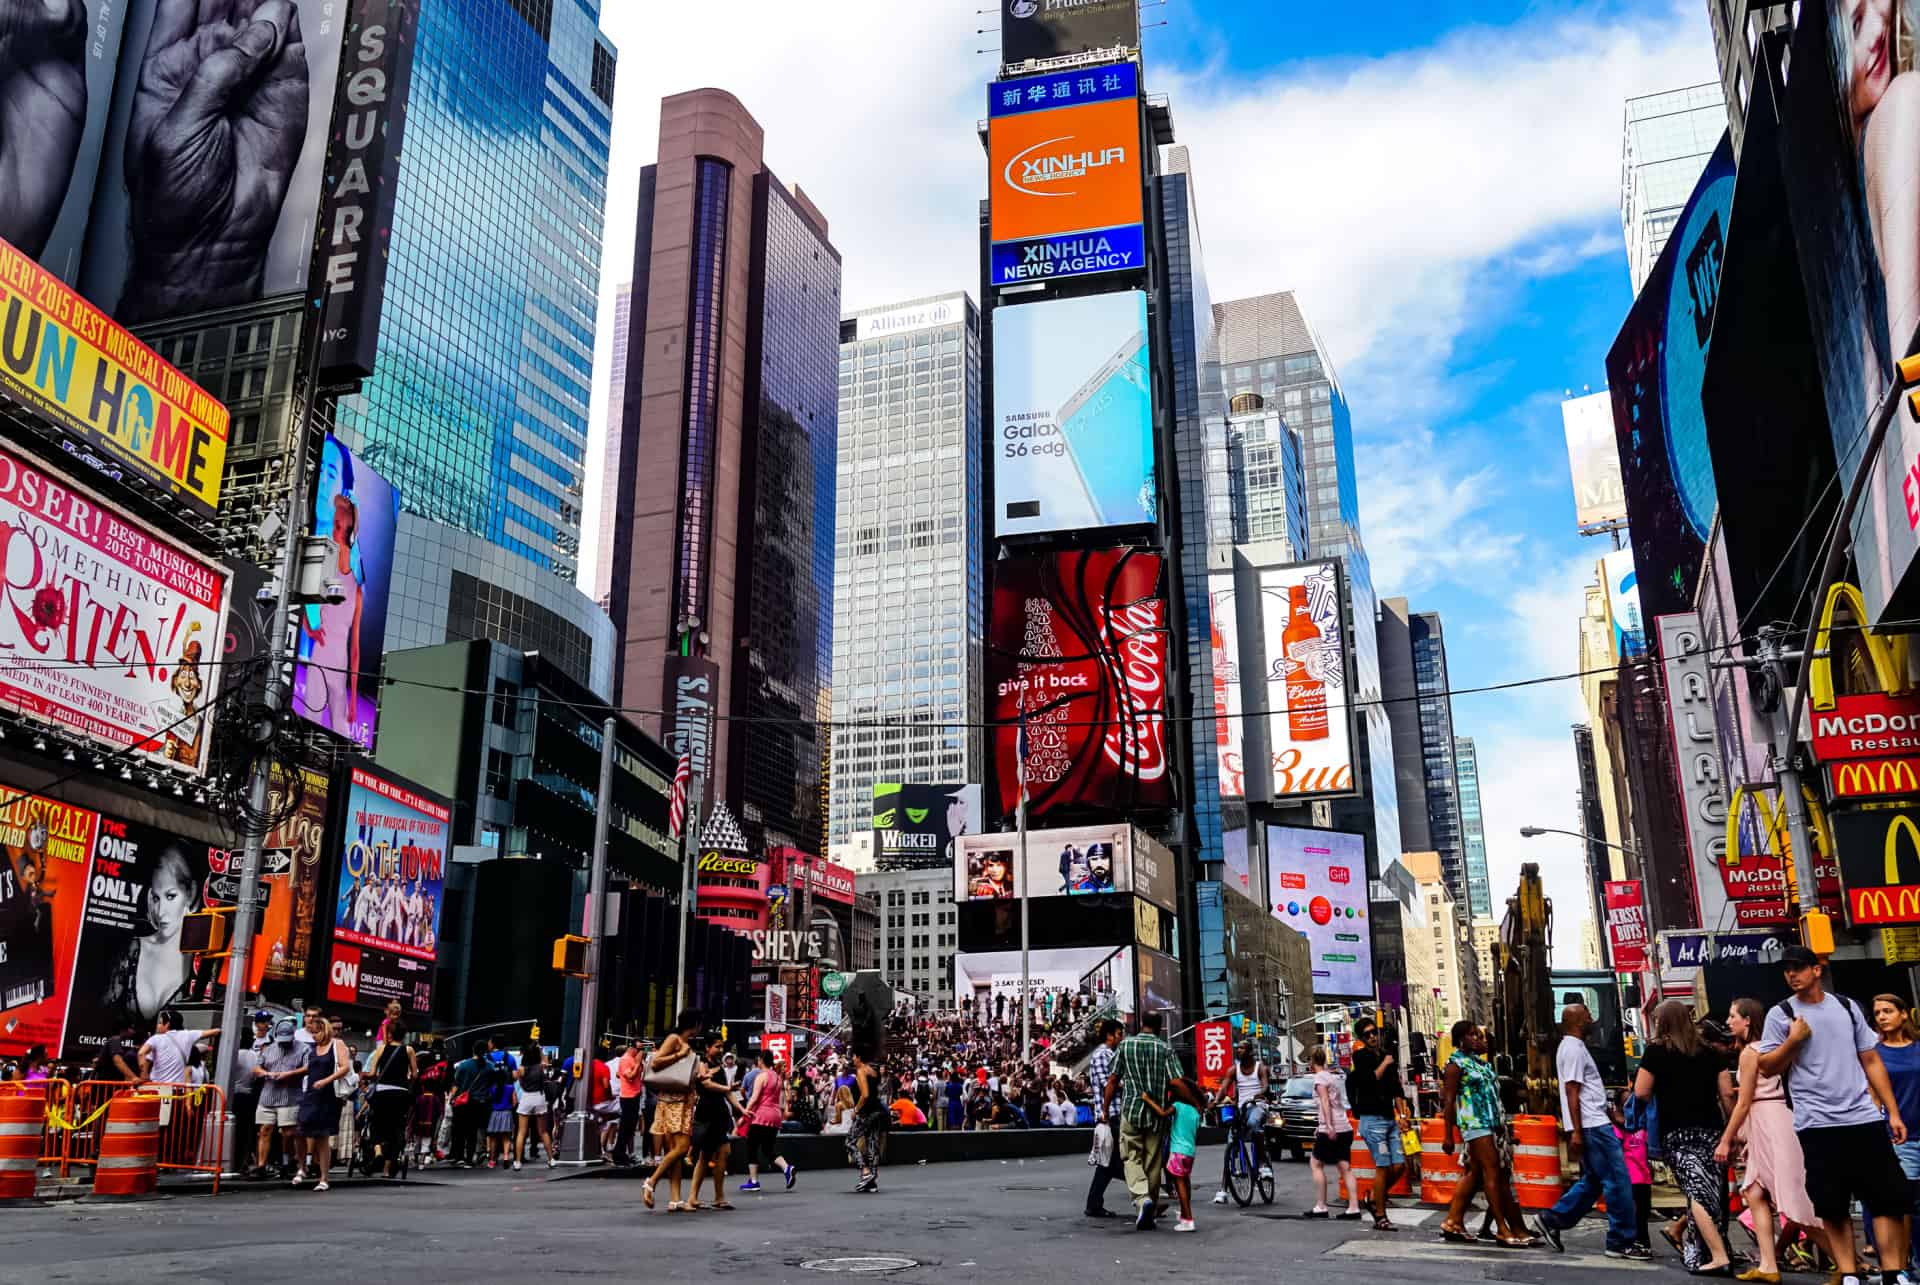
[[1619, 1093, 1653, 1252]]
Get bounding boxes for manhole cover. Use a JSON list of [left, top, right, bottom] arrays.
[[799, 1258, 918, 1274]]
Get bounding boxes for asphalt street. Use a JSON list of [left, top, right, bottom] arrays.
[[0, 1149, 1694, 1283]]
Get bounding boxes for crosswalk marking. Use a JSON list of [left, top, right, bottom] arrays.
[[1325, 1239, 1658, 1270]]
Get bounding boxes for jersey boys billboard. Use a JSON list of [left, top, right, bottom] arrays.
[[993, 291, 1155, 537], [989, 547, 1173, 819], [987, 63, 1143, 288]]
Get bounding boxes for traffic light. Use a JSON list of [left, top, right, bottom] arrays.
[[551, 935, 589, 977], [181, 907, 233, 955], [1801, 910, 1836, 956]]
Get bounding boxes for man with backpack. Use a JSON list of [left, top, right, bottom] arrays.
[[1755, 945, 1912, 1285]]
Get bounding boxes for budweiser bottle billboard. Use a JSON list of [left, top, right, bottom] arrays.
[[1281, 584, 1328, 741]]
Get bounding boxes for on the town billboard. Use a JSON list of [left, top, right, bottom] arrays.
[[0, 441, 231, 775], [326, 764, 450, 1015], [987, 63, 1143, 287], [291, 435, 399, 749], [0, 235, 230, 515], [1000, 0, 1140, 65], [1264, 825, 1372, 1000], [988, 547, 1173, 818], [81, 0, 352, 324], [1258, 560, 1355, 800], [992, 290, 1154, 535]]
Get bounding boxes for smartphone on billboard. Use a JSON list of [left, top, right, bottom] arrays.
[[1056, 330, 1151, 526]]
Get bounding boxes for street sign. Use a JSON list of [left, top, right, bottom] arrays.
[[1195, 1019, 1232, 1091], [821, 971, 851, 999], [203, 872, 273, 908]]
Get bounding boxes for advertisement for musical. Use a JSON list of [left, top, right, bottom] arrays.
[[954, 825, 1133, 902], [1834, 804, 1920, 928], [327, 765, 450, 1014], [1561, 390, 1628, 531], [291, 435, 399, 749], [992, 291, 1154, 536], [1264, 825, 1372, 999], [1606, 134, 1735, 623], [999, 0, 1141, 65], [256, 763, 331, 983], [0, 235, 230, 513], [0, 441, 232, 775], [0, 788, 96, 1056], [1258, 561, 1354, 800], [1603, 881, 1648, 973], [871, 783, 980, 868], [988, 547, 1173, 818], [987, 63, 1143, 287]]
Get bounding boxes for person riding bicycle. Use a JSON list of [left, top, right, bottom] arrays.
[[1211, 1041, 1272, 1205]]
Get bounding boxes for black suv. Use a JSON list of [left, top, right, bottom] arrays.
[[1270, 1074, 1319, 1162]]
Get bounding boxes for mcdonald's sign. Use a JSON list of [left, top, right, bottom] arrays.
[[1833, 805, 1920, 927], [1829, 755, 1920, 800]]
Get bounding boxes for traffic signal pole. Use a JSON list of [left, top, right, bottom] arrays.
[[560, 716, 617, 1162]]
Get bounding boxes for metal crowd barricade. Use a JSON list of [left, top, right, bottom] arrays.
[[52, 1081, 225, 1193], [0, 1077, 72, 1167]]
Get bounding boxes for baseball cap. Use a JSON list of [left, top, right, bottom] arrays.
[[251, 1009, 273, 1023], [1780, 944, 1820, 969]]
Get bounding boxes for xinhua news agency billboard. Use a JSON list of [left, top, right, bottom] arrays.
[[993, 291, 1154, 537], [988, 63, 1143, 288]]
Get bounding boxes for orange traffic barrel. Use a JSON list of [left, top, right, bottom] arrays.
[[1510, 1115, 1565, 1210], [1418, 1116, 1461, 1206], [92, 1094, 159, 1198], [1349, 1130, 1412, 1200], [0, 1094, 42, 1201]]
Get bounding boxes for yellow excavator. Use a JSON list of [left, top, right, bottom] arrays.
[[1488, 863, 1558, 1115]]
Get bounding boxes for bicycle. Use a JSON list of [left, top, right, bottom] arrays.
[[1220, 1102, 1275, 1207]]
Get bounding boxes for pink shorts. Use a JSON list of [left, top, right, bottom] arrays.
[[1167, 1151, 1194, 1178]]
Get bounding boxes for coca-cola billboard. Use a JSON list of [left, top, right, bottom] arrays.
[[989, 548, 1174, 818]]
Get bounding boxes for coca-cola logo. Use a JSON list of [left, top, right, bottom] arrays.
[[1100, 600, 1168, 782]]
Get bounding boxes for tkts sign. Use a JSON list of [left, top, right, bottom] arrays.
[[989, 548, 1173, 818], [1834, 805, 1920, 927]]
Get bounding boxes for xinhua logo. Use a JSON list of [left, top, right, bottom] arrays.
[[1005, 137, 1127, 197]]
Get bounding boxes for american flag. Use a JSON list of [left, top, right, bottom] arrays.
[[668, 749, 691, 839]]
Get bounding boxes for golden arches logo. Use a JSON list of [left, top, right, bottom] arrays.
[[1724, 784, 1834, 875], [1851, 814, 1920, 925], [1834, 758, 1920, 798], [1884, 815, 1920, 886], [1811, 582, 1910, 711]]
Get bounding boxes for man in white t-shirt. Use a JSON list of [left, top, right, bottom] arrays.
[[139, 1009, 220, 1084], [1756, 945, 1909, 1285], [1531, 1005, 1641, 1258]]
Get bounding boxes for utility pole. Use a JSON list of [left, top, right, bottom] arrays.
[[673, 778, 704, 1019], [561, 716, 617, 1162]]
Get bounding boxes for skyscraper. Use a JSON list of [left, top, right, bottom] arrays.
[[1380, 601, 1466, 906], [1214, 293, 1402, 871], [594, 282, 634, 609], [331, 0, 621, 694], [606, 89, 842, 854], [1621, 85, 1729, 293], [1454, 736, 1492, 919], [827, 293, 984, 857]]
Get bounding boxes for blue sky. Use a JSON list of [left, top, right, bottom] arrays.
[[583, 0, 1722, 959]]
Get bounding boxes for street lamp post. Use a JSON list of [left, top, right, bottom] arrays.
[[1520, 826, 1649, 975]]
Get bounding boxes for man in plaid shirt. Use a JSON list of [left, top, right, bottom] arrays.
[[1083, 1020, 1125, 1218], [1102, 1011, 1182, 1229]]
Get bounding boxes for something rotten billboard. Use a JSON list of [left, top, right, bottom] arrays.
[[993, 291, 1154, 536], [0, 442, 231, 775], [327, 764, 449, 1015], [1000, 0, 1140, 65], [292, 435, 398, 748], [80, 0, 352, 324], [988, 63, 1144, 288], [1606, 133, 1735, 624], [989, 547, 1173, 819]]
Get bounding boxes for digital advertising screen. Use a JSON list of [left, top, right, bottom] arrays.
[[999, 0, 1140, 66], [1265, 825, 1373, 1000], [327, 765, 450, 1015], [872, 783, 980, 868], [954, 945, 1136, 1017], [292, 435, 400, 749], [1209, 571, 1247, 799], [1601, 547, 1647, 661], [993, 291, 1155, 537], [1258, 561, 1355, 800], [954, 825, 1133, 903], [988, 547, 1173, 818], [988, 63, 1144, 287]]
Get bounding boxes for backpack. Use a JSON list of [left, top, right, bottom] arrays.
[[1771, 993, 1860, 1111]]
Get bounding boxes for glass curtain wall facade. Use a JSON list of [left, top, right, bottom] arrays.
[[734, 178, 843, 853], [333, 0, 618, 694], [676, 158, 734, 640], [1411, 612, 1466, 906], [593, 283, 632, 608], [1621, 84, 1728, 294], [1454, 735, 1492, 919], [827, 295, 983, 854]]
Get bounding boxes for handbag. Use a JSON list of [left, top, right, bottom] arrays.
[[644, 1047, 696, 1093], [1088, 1120, 1113, 1168]]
